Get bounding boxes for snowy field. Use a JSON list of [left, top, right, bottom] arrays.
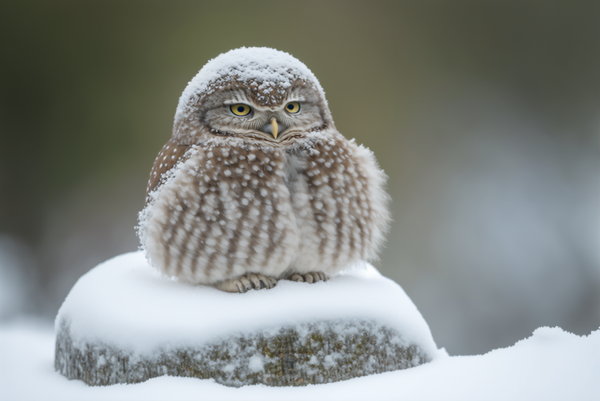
[[2, 320, 598, 400]]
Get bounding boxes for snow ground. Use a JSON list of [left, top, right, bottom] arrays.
[[2, 319, 598, 400]]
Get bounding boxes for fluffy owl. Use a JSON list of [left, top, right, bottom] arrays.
[[138, 47, 390, 293]]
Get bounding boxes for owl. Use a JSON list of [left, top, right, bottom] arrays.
[[138, 47, 390, 293]]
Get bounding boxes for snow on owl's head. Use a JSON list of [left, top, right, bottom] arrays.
[[172, 47, 335, 145]]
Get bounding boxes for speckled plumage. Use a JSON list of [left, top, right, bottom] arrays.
[[138, 48, 390, 292]]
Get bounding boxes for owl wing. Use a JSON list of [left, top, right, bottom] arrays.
[[146, 138, 190, 201]]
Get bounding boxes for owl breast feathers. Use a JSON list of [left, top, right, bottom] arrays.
[[138, 47, 390, 292]]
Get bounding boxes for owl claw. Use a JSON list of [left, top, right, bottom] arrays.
[[215, 273, 278, 293], [239, 276, 253, 291], [289, 272, 329, 283]]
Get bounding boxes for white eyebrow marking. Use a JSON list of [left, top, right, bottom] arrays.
[[285, 96, 306, 102], [222, 89, 253, 105], [223, 99, 251, 105]]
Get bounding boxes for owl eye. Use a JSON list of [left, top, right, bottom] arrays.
[[285, 102, 301, 114], [230, 104, 252, 116]]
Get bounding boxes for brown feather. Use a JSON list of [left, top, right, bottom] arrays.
[[146, 138, 190, 201]]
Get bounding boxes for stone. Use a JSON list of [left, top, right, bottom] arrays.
[[54, 252, 443, 387]]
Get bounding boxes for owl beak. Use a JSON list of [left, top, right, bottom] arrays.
[[270, 117, 279, 139], [262, 117, 279, 139]]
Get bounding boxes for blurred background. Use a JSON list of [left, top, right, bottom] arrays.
[[0, 0, 598, 356]]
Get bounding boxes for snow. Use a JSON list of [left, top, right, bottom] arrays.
[[55, 251, 441, 357], [2, 252, 597, 399], [1, 320, 598, 401], [176, 47, 324, 119]]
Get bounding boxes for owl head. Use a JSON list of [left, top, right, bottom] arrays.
[[172, 47, 335, 145]]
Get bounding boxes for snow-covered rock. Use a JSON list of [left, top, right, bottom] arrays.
[[54, 252, 444, 387]]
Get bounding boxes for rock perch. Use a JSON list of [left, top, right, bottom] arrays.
[[55, 252, 444, 387]]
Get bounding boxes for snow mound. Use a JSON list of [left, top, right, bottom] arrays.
[[54, 252, 443, 386], [176, 47, 324, 118]]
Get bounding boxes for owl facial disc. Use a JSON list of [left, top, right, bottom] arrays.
[[172, 47, 335, 145]]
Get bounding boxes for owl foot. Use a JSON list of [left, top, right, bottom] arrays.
[[215, 273, 278, 293], [289, 272, 329, 284]]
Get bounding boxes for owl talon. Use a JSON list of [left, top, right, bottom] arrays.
[[289, 272, 329, 284], [215, 273, 278, 293], [249, 273, 274, 290], [248, 274, 261, 289], [256, 274, 274, 289], [239, 276, 252, 291], [290, 273, 304, 282]]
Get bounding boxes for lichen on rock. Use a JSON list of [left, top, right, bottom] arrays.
[[55, 318, 430, 387]]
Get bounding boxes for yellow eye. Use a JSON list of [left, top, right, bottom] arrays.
[[285, 102, 300, 114], [230, 104, 252, 116]]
